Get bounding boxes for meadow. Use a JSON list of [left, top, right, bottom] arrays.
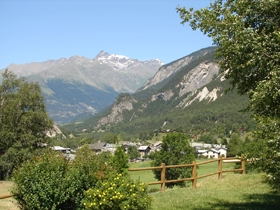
[[1, 159, 279, 210], [130, 160, 280, 210]]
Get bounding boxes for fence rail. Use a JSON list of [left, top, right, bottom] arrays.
[[0, 156, 245, 199], [129, 155, 245, 192]]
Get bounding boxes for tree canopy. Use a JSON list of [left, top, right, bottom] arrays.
[[127, 145, 140, 161], [177, 0, 280, 190], [0, 69, 53, 179], [151, 132, 195, 188]]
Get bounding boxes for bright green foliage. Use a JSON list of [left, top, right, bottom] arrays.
[[151, 132, 195, 188], [127, 145, 140, 161], [12, 146, 115, 210], [12, 151, 73, 210], [83, 173, 153, 210], [101, 133, 118, 144], [177, 0, 280, 191], [227, 133, 242, 157], [0, 70, 53, 179], [111, 145, 129, 174], [253, 116, 280, 191]]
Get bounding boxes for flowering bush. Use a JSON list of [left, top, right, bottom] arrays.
[[83, 173, 153, 210], [12, 146, 114, 210]]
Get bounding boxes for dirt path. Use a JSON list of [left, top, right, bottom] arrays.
[[0, 181, 18, 210]]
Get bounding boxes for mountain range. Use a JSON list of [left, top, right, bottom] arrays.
[[3, 52, 163, 123], [2, 46, 254, 137], [63, 46, 254, 137]]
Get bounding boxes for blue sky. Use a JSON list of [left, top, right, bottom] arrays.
[[0, 0, 214, 69]]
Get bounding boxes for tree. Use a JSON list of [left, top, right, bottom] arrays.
[[151, 132, 195, 188], [12, 146, 115, 210], [127, 145, 140, 161], [110, 145, 129, 174], [101, 133, 118, 144], [227, 133, 241, 157], [0, 69, 53, 179], [177, 0, 280, 190]]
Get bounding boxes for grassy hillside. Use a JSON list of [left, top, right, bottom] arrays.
[[2, 161, 279, 210], [129, 160, 280, 210], [152, 173, 279, 210]]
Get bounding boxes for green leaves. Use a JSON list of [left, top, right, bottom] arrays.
[[12, 147, 116, 209], [0, 69, 53, 179], [83, 173, 152, 210], [177, 0, 280, 191], [151, 132, 195, 188]]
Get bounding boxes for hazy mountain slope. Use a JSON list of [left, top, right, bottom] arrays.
[[3, 52, 163, 123]]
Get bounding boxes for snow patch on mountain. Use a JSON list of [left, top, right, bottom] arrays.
[[94, 50, 164, 71]]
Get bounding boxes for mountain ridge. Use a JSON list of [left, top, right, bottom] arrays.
[[2, 51, 163, 123], [62, 46, 253, 138]]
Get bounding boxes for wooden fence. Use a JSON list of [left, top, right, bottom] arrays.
[[0, 156, 245, 199], [129, 156, 245, 192]]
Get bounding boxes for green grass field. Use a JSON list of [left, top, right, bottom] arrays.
[[130, 159, 280, 210], [1, 159, 279, 210], [128, 159, 237, 189], [151, 173, 280, 210]]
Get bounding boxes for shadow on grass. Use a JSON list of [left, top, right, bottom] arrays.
[[193, 193, 280, 210]]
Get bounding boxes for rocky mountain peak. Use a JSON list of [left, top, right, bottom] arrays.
[[94, 51, 132, 71], [94, 50, 111, 59], [93, 51, 164, 72]]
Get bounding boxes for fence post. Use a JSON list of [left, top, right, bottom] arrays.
[[192, 160, 197, 189], [161, 163, 166, 192], [218, 155, 223, 180], [241, 154, 246, 174]]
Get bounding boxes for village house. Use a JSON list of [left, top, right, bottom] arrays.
[[138, 146, 151, 158], [52, 146, 71, 153], [52, 146, 75, 161], [88, 142, 107, 153], [192, 142, 227, 158]]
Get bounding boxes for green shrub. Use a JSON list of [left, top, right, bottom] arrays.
[[12, 146, 114, 210], [83, 173, 153, 210], [110, 145, 129, 174], [151, 132, 195, 188]]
